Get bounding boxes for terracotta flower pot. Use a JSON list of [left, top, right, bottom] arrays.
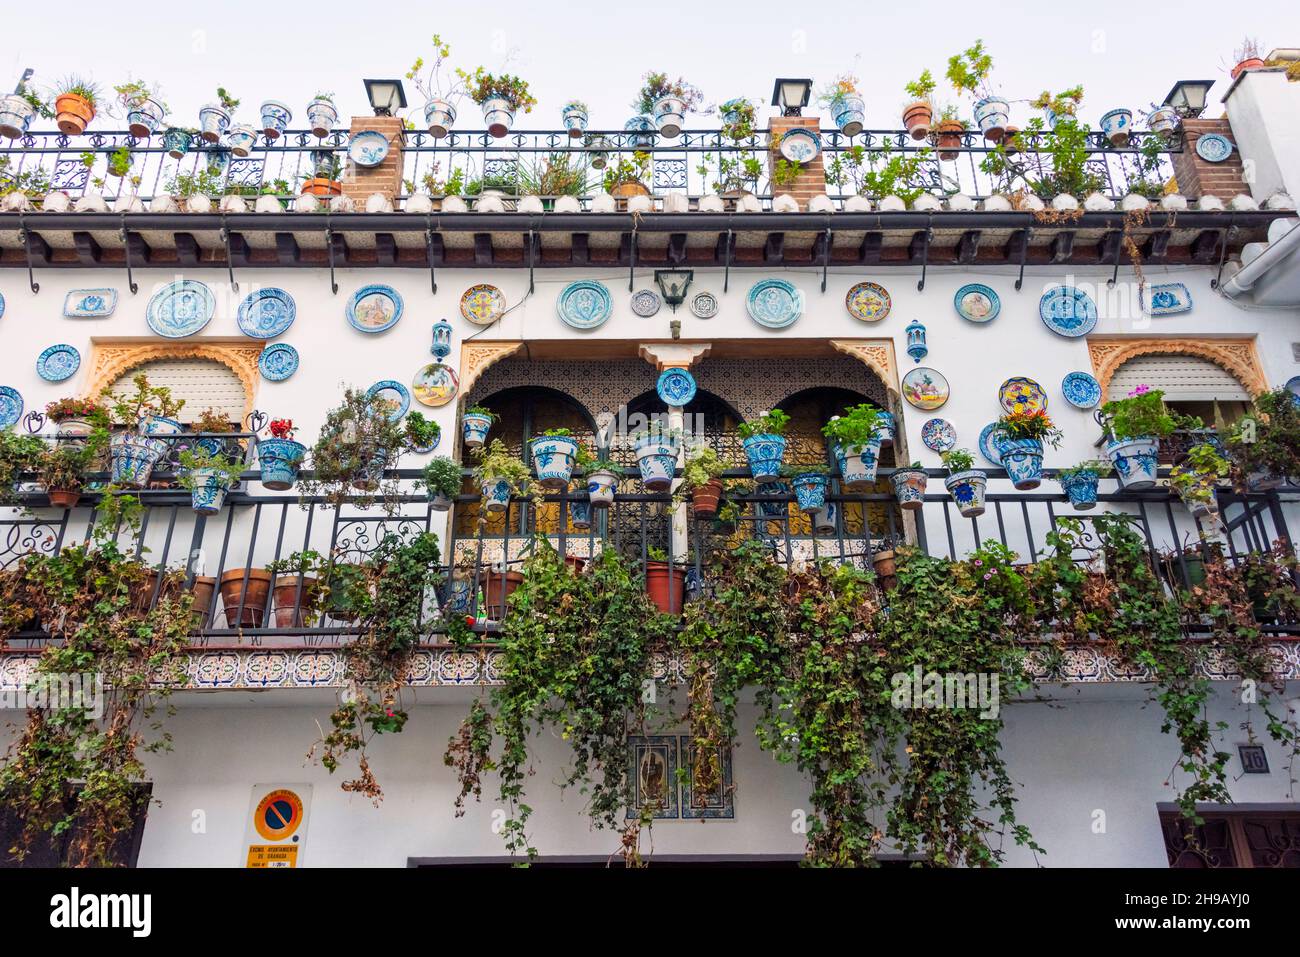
[[1231, 57, 1265, 80], [932, 120, 965, 162], [477, 568, 524, 619], [902, 101, 933, 140], [272, 576, 318, 627], [691, 479, 724, 519], [872, 549, 897, 579], [55, 93, 95, 135], [46, 488, 80, 509], [219, 568, 273, 627], [645, 561, 686, 615], [300, 178, 343, 197]]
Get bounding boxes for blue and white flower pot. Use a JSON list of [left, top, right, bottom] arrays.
[[973, 96, 1011, 141], [811, 501, 839, 535], [163, 127, 193, 159], [944, 469, 988, 518], [624, 114, 656, 149], [1100, 108, 1133, 147], [833, 439, 881, 491], [791, 472, 828, 514], [443, 575, 473, 616], [259, 100, 292, 139], [188, 468, 230, 515], [1106, 437, 1159, 491], [0, 94, 35, 140], [140, 415, 185, 436], [890, 468, 928, 511], [562, 103, 589, 137], [529, 435, 580, 490], [1060, 471, 1100, 510], [481, 97, 515, 138], [743, 434, 787, 483], [1043, 107, 1060, 130], [653, 96, 687, 138], [462, 413, 493, 449], [831, 95, 866, 136], [569, 498, 592, 530], [352, 447, 392, 491], [996, 437, 1045, 490], [198, 103, 231, 143], [127, 98, 166, 138], [306, 98, 338, 138], [758, 481, 791, 519], [720, 99, 747, 128], [109, 432, 169, 487], [425, 98, 456, 138], [633, 432, 680, 492], [481, 478, 513, 512], [876, 411, 895, 448], [1146, 106, 1179, 138], [587, 469, 619, 507], [430, 492, 454, 513], [257, 438, 306, 491], [226, 123, 258, 157]]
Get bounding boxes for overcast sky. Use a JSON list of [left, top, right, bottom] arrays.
[[4, 0, 1294, 130]]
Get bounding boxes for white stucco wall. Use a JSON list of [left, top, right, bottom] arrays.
[[1225, 69, 1300, 202]]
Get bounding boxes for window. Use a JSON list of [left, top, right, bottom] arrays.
[[106, 357, 248, 427], [1159, 806, 1300, 868]]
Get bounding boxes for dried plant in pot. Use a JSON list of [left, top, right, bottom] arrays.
[[37, 435, 106, 509], [302, 388, 408, 511], [1225, 388, 1300, 491]]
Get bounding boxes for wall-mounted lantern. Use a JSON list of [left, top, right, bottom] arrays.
[[905, 319, 928, 363], [431, 319, 452, 359]]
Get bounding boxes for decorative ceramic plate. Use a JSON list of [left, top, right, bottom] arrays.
[[146, 279, 215, 338], [237, 287, 296, 339], [1061, 371, 1102, 409], [1286, 376, 1300, 408], [1195, 133, 1233, 163], [689, 290, 719, 319], [746, 279, 803, 329], [348, 130, 390, 167], [407, 424, 440, 454], [258, 343, 299, 381], [631, 288, 662, 317], [921, 418, 957, 452], [367, 380, 411, 421], [0, 291, 4, 320], [36, 344, 80, 382], [901, 367, 950, 410], [656, 368, 697, 406], [0, 386, 22, 428], [778, 128, 821, 163], [953, 283, 1000, 323], [347, 284, 403, 334], [1039, 286, 1098, 338], [459, 284, 507, 326], [557, 280, 613, 330], [998, 376, 1048, 415], [845, 281, 891, 322], [412, 362, 459, 407], [979, 423, 1007, 466], [1142, 282, 1193, 316], [63, 288, 117, 318]]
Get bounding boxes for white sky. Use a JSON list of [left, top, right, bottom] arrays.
[[4, 0, 1296, 129]]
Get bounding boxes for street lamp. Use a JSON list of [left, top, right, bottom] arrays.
[[1162, 80, 1215, 118], [770, 78, 813, 117], [654, 269, 694, 312], [363, 79, 407, 117]]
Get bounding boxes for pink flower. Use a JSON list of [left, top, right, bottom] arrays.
[[1128, 384, 1151, 397], [983, 573, 993, 580]]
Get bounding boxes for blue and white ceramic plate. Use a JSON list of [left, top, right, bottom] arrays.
[[146, 279, 215, 338], [348, 130, 390, 167], [631, 289, 662, 317], [0, 386, 22, 428], [347, 284, 403, 334], [557, 280, 612, 330], [921, 418, 957, 453], [1286, 376, 1300, 408], [953, 283, 1000, 323], [238, 287, 296, 338], [258, 343, 299, 381], [746, 278, 803, 329], [63, 288, 117, 318], [979, 422, 1007, 467], [656, 368, 696, 406], [367, 380, 411, 421], [1061, 371, 1102, 409], [689, 290, 720, 319], [37, 344, 80, 382], [778, 128, 820, 163], [1142, 282, 1193, 316], [1039, 286, 1098, 338], [1195, 133, 1233, 163]]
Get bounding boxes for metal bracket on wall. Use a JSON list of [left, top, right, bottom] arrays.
[[820, 221, 832, 292], [628, 223, 638, 291], [527, 225, 536, 294], [324, 217, 338, 295], [1015, 226, 1033, 291], [119, 216, 138, 295], [425, 215, 438, 294], [723, 223, 733, 293], [915, 215, 933, 292], [219, 217, 239, 291], [18, 214, 38, 294], [1211, 215, 1237, 290]]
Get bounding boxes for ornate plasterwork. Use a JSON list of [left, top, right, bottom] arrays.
[[84, 341, 263, 422], [637, 342, 713, 370], [458, 340, 524, 400], [1087, 336, 1267, 402], [828, 339, 900, 397]]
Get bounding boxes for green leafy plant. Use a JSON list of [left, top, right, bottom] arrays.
[[1032, 86, 1085, 119], [0, 431, 48, 502], [456, 69, 537, 113], [1099, 385, 1198, 440], [737, 409, 790, 440], [472, 439, 532, 503], [100, 372, 185, 427], [822, 404, 884, 448], [517, 153, 595, 197], [300, 388, 408, 511], [1058, 459, 1112, 481], [904, 69, 937, 104], [421, 456, 463, 500], [719, 97, 757, 141], [465, 405, 497, 421], [37, 442, 104, 495], [403, 411, 441, 449], [633, 71, 705, 115], [682, 444, 724, 490], [1169, 442, 1231, 507], [940, 448, 975, 472], [945, 41, 996, 99], [56, 75, 101, 107], [215, 87, 240, 111], [825, 144, 934, 204], [176, 447, 242, 493], [816, 73, 860, 108], [113, 78, 165, 114], [602, 152, 651, 193], [1226, 388, 1300, 484]]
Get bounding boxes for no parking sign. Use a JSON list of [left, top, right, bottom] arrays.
[[244, 784, 312, 867]]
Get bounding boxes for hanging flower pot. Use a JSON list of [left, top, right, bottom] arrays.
[[1146, 106, 1179, 139], [1231, 56, 1266, 80], [46, 487, 81, 509], [875, 411, 895, 448], [833, 439, 881, 491], [932, 119, 965, 161], [306, 97, 338, 138], [198, 103, 231, 143], [561, 102, 588, 137], [259, 100, 292, 139], [226, 123, 259, 157], [624, 114, 656, 149], [528, 434, 579, 489], [480, 97, 515, 138], [691, 478, 723, 518], [219, 568, 272, 627], [1099, 108, 1133, 148], [944, 469, 988, 518], [996, 437, 1045, 490], [890, 468, 928, 510], [811, 501, 839, 535], [424, 98, 456, 138], [481, 478, 513, 513], [791, 472, 829, 514], [462, 411, 494, 449], [257, 438, 306, 491], [587, 469, 619, 507], [652, 95, 686, 137], [352, 447, 391, 491], [1105, 437, 1159, 491], [127, 97, 166, 138], [902, 100, 933, 140], [757, 481, 790, 520], [187, 468, 231, 515], [51, 417, 96, 450], [54, 93, 95, 135], [742, 435, 786, 484], [477, 566, 523, 617], [109, 432, 169, 487], [300, 177, 342, 197], [163, 127, 193, 159], [586, 136, 612, 169], [569, 499, 592, 530], [645, 561, 686, 615], [140, 415, 185, 436], [1059, 471, 1100, 510], [973, 96, 1010, 142], [831, 94, 866, 136], [633, 431, 680, 492], [0, 94, 36, 140]]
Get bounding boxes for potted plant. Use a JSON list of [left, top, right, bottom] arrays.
[[177, 447, 241, 515], [818, 73, 865, 136], [226, 121, 259, 158], [473, 438, 530, 513], [306, 92, 338, 138], [404, 411, 442, 452], [457, 68, 536, 138], [682, 444, 725, 518], [461, 405, 496, 449], [258, 418, 307, 491], [299, 153, 344, 197], [945, 41, 1008, 142], [890, 462, 928, 510], [789, 464, 830, 514], [259, 100, 292, 139], [0, 431, 46, 503], [305, 388, 407, 501], [1057, 460, 1111, 511], [1230, 37, 1267, 79], [634, 71, 704, 139], [1098, 385, 1194, 491], [114, 79, 167, 138], [1099, 108, 1134, 148], [902, 70, 936, 140], [191, 407, 241, 459], [585, 454, 622, 508], [993, 409, 1062, 491], [719, 97, 757, 140], [931, 105, 969, 161], [199, 87, 238, 143], [528, 428, 580, 490], [100, 373, 185, 487], [1170, 442, 1231, 521], [562, 99, 589, 137], [1031, 86, 1084, 130], [941, 448, 988, 518], [44, 397, 107, 449], [738, 409, 790, 484], [0, 82, 49, 139], [54, 76, 100, 135], [630, 426, 681, 492], [1144, 102, 1180, 139], [36, 441, 101, 509], [602, 152, 652, 201], [644, 546, 686, 615], [420, 456, 462, 512], [265, 550, 328, 628], [1226, 388, 1300, 491], [218, 566, 273, 627], [822, 404, 884, 491], [162, 127, 197, 158]]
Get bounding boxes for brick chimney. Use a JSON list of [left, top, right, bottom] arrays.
[[341, 115, 404, 205], [767, 115, 826, 210], [1170, 118, 1249, 201]]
